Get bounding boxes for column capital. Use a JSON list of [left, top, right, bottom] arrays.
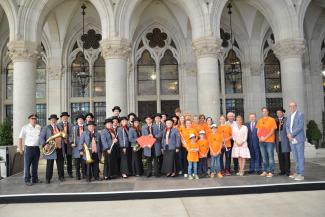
[[7, 40, 39, 63], [192, 36, 222, 58], [273, 38, 306, 59], [100, 38, 131, 60], [48, 65, 64, 80]]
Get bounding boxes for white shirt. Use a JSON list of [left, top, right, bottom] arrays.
[[290, 111, 297, 133], [226, 120, 237, 129], [19, 124, 41, 147]]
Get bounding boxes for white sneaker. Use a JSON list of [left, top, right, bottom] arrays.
[[194, 175, 199, 180], [294, 175, 304, 181], [184, 174, 188, 178], [188, 175, 194, 180], [289, 173, 297, 179]]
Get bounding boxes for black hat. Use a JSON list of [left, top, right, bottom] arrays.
[[48, 114, 59, 120], [111, 116, 119, 121], [127, 112, 137, 119], [60, 112, 70, 117], [87, 121, 96, 126], [112, 106, 122, 112], [154, 113, 162, 118], [165, 118, 174, 123], [144, 115, 153, 120], [132, 117, 141, 123], [28, 114, 38, 119], [75, 114, 85, 121], [276, 108, 286, 113], [104, 118, 113, 125], [85, 113, 94, 119], [119, 116, 128, 122]]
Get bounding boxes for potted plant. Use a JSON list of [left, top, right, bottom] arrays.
[[306, 120, 322, 149], [0, 120, 13, 146]]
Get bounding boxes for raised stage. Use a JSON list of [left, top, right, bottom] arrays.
[[1, 159, 325, 204]]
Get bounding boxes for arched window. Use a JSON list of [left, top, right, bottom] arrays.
[[71, 52, 89, 97], [6, 62, 13, 99], [93, 55, 105, 97], [136, 28, 179, 119], [264, 50, 282, 93], [224, 49, 242, 94], [160, 50, 178, 95], [137, 50, 156, 95]]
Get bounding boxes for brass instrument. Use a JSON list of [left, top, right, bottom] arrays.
[[83, 143, 94, 164], [42, 132, 67, 156]]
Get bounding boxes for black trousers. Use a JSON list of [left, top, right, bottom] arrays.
[[66, 154, 73, 175], [131, 150, 143, 176], [278, 142, 291, 175], [144, 148, 160, 177], [181, 147, 188, 174], [74, 158, 85, 178], [86, 153, 99, 181], [24, 146, 40, 183], [46, 148, 64, 181]]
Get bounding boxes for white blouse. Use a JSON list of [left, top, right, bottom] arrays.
[[232, 125, 248, 147]]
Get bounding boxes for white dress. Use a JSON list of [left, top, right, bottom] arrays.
[[231, 125, 251, 159]]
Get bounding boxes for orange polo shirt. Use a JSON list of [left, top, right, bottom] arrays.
[[256, 117, 277, 143], [216, 125, 232, 148], [180, 127, 198, 148], [208, 132, 222, 155], [187, 141, 199, 162], [198, 139, 209, 158]]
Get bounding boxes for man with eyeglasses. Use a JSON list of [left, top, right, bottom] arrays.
[[18, 114, 42, 186]]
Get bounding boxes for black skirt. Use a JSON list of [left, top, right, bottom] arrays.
[[161, 150, 176, 174], [120, 147, 131, 175]]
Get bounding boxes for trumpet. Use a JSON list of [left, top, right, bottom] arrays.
[[83, 143, 94, 164], [42, 132, 67, 156]]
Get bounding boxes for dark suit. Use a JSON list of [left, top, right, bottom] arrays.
[[275, 117, 291, 175], [39, 124, 65, 182], [58, 121, 73, 176], [246, 122, 261, 173]]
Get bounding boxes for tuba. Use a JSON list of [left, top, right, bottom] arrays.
[[42, 132, 67, 156], [83, 143, 94, 164]]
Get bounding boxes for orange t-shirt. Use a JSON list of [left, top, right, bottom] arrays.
[[204, 125, 212, 138], [198, 139, 209, 158], [180, 127, 198, 148], [256, 117, 277, 143], [187, 141, 199, 162], [208, 132, 222, 155], [216, 125, 232, 148]]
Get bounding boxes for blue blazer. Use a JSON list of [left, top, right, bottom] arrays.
[[101, 128, 114, 151], [141, 124, 162, 157], [78, 130, 101, 160], [161, 128, 180, 150], [275, 117, 291, 153], [39, 124, 65, 160], [128, 127, 141, 147], [286, 111, 305, 144], [117, 127, 130, 148], [246, 122, 259, 148], [69, 124, 86, 158]]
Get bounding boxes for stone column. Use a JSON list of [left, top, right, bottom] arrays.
[[7, 41, 39, 146], [47, 65, 63, 116], [274, 39, 306, 113], [101, 38, 131, 116], [192, 36, 222, 117]]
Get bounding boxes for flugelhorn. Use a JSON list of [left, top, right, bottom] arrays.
[[42, 132, 67, 156]]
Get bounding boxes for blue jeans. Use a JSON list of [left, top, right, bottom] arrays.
[[259, 142, 275, 173], [211, 155, 221, 174], [188, 161, 198, 176], [290, 142, 305, 176], [198, 157, 208, 175]]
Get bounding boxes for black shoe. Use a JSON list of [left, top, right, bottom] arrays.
[[32, 179, 42, 184], [95, 177, 103, 181], [278, 172, 286, 176], [68, 174, 74, 178], [76, 176, 81, 180], [46, 179, 51, 184], [59, 177, 65, 182], [25, 182, 33, 186], [248, 171, 255, 175]]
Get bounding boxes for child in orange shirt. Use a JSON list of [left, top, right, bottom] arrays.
[[208, 124, 223, 178], [198, 130, 209, 177], [187, 133, 199, 180], [217, 115, 232, 176]]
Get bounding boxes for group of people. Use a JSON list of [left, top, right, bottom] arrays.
[[18, 102, 306, 186]]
